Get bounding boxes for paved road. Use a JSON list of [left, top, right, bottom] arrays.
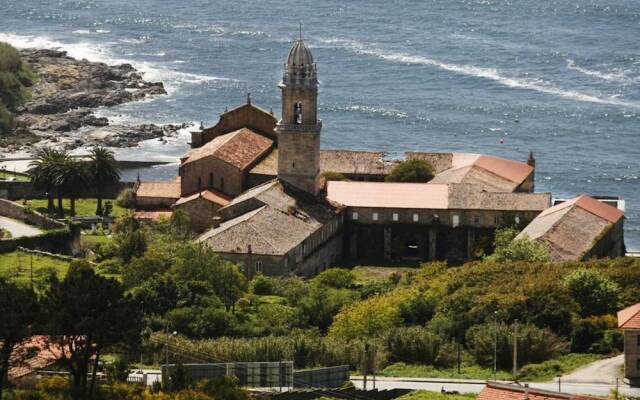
[[0, 216, 42, 238], [561, 354, 624, 384], [351, 376, 640, 397]]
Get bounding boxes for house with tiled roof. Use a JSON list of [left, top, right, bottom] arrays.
[[477, 382, 604, 400], [618, 303, 640, 385], [517, 194, 625, 261], [135, 178, 181, 209]]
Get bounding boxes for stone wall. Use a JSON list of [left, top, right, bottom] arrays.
[[277, 130, 321, 194], [585, 219, 626, 260], [0, 199, 66, 229], [0, 181, 134, 201], [624, 330, 640, 385], [0, 225, 81, 255], [193, 103, 276, 147], [173, 196, 224, 233], [180, 157, 244, 197]]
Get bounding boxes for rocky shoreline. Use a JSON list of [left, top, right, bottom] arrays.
[[2, 48, 188, 154]]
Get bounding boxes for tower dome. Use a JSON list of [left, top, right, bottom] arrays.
[[287, 39, 314, 67]]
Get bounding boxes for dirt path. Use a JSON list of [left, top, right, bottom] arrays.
[[560, 354, 624, 384], [0, 216, 43, 238]]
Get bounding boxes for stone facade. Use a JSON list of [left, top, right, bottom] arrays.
[[173, 194, 226, 233], [180, 156, 244, 197], [624, 330, 640, 385]]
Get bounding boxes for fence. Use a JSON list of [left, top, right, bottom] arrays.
[[293, 365, 350, 389], [161, 362, 294, 389]]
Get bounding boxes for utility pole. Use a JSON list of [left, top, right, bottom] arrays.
[[30, 252, 34, 291], [362, 342, 368, 391], [558, 376, 561, 392], [493, 311, 498, 381], [512, 320, 518, 382]]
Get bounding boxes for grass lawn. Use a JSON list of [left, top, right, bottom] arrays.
[[398, 391, 476, 400], [0, 249, 69, 287], [351, 266, 418, 284], [380, 353, 605, 382], [81, 233, 112, 248], [0, 170, 29, 181], [23, 198, 128, 218]]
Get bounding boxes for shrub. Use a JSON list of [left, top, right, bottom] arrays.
[[570, 315, 619, 353], [466, 322, 567, 369], [486, 227, 551, 263], [385, 326, 442, 365], [399, 294, 436, 325], [116, 188, 137, 209], [97, 257, 123, 275], [322, 171, 347, 181], [563, 268, 619, 317], [250, 274, 277, 295], [385, 159, 434, 183], [314, 268, 355, 289]]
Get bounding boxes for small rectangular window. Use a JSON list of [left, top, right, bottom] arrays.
[[452, 215, 460, 228], [474, 215, 481, 225], [255, 261, 263, 273], [637, 334, 640, 347], [220, 177, 225, 190], [637, 357, 640, 371], [413, 213, 419, 222], [393, 213, 399, 221], [352, 211, 359, 220], [372, 212, 378, 221], [494, 215, 501, 226]]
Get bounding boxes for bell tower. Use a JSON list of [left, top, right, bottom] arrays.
[[276, 33, 322, 195]]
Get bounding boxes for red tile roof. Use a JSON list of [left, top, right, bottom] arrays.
[[175, 189, 231, 207], [182, 128, 273, 170], [9, 336, 63, 381], [475, 155, 534, 185], [618, 302, 640, 329], [477, 382, 604, 400], [136, 180, 181, 200], [134, 210, 173, 220], [538, 195, 623, 224]]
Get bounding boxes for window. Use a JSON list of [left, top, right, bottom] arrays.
[[292, 162, 295, 169], [515, 216, 520, 224], [220, 177, 224, 190], [197, 176, 202, 190], [284, 258, 289, 270], [452, 215, 460, 228], [393, 213, 399, 221], [637, 334, 640, 347], [637, 357, 640, 371], [473, 215, 481, 225], [413, 213, 419, 222], [209, 173, 214, 188], [294, 102, 303, 124], [352, 211, 358, 220], [372, 212, 378, 221], [255, 261, 263, 273], [494, 215, 501, 226], [302, 243, 307, 255]]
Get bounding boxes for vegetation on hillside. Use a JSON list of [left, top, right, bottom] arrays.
[[0, 42, 35, 135]]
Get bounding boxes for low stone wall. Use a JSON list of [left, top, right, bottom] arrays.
[[0, 225, 80, 255], [0, 199, 65, 229], [0, 181, 135, 201]]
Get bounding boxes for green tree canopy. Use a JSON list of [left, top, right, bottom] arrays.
[[486, 227, 551, 263], [88, 146, 120, 216], [563, 268, 619, 317], [385, 159, 434, 183]]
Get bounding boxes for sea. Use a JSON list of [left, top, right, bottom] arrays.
[[0, 0, 639, 250]]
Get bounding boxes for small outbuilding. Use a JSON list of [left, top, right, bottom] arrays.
[[618, 302, 640, 386]]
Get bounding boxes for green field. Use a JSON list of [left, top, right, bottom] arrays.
[[351, 266, 418, 284], [0, 249, 70, 287], [24, 198, 128, 217]]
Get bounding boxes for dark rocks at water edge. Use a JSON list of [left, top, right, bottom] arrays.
[[5, 48, 180, 152]]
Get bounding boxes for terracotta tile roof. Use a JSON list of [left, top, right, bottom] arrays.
[[182, 128, 273, 170], [134, 210, 173, 220], [249, 149, 394, 176], [326, 181, 550, 211], [136, 180, 181, 200], [618, 302, 640, 329], [174, 189, 231, 207], [199, 180, 339, 256], [9, 336, 63, 381], [518, 195, 624, 261], [408, 152, 533, 191], [477, 382, 604, 400]]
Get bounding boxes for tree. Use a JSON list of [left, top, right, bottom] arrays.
[[43, 261, 142, 400], [56, 157, 92, 217], [0, 42, 34, 136], [563, 268, 619, 317], [314, 268, 355, 289], [486, 227, 551, 263], [88, 146, 120, 216], [0, 279, 39, 399], [28, 148, 67, 212], [172, 243, 247, 312], [385, 159, 434, 183]]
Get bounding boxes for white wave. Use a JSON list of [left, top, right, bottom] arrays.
[[72, 29, 111, 35], [0, 32, 239, 94], [320, 38, 640, 109], [566, 59, 634, 82], [323, 104, 408, 119]]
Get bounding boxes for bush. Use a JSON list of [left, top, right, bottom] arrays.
[[399, 294, 436, 325], [385, 159, 434, 183], [322, 171, 347, 181], [385, 326, 442, 365], [466, 322, 568, 369], [116, 188, 137, 209], [563, 268, 619, 317], [570, 315, 620, 353], [97, 257, 123, 275], [314, 268, 355, 289], [250, 274, 277, 295], [487, 227, 551, 263]]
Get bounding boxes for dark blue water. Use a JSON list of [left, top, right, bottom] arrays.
[[1, 0, 639, 249]]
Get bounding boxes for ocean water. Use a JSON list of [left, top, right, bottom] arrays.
[[1, 0, 639, 250]]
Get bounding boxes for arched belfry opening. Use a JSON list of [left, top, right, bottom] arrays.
[[294, 102, 303, 125]]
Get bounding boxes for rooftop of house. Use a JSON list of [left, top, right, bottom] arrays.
[[618, 302, 640, 329], [408, 152, 534, 192], [134, 210, 173, 220], [182, 127, 274, 170], [517, 195, 624, 261], [174, 189, 232, 207], [9, 336, 63, 381], [326, 181, 550, 211], [477, 382, 604, 400], [136, 179, 181, 199], [249, 148, 394, 176], [199, 179, 339, 256]]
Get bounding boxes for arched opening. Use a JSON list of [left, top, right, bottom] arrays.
[[294, 102, 303, 124]]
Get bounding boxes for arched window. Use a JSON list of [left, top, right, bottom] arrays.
[[294, 102, 303, 124]]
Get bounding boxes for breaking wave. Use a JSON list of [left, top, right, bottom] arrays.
[[566, 59, 637, 83], [320, 38, 640, 109]]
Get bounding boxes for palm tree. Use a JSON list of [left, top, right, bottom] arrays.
[[56, 157, 92, 217], [28, 148, 67, 213], [88, 146, 120, 216]]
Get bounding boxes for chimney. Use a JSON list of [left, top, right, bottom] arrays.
[[212, 216, 221, 228], [527, 152, 536, 168], [524, 383, 529, 400]]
